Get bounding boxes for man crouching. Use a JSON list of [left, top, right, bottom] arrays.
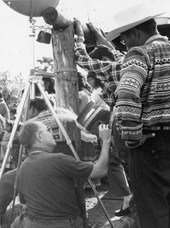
[[11, 120, 111, 228]]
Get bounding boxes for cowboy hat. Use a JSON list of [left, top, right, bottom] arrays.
[[106, 3, 164, 41]]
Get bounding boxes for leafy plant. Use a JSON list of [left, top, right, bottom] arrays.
[[0, 71, 25, 110]]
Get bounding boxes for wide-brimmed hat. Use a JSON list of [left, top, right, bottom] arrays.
[[106, 3, 163, 41]]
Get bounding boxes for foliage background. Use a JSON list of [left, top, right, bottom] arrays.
[[0, 57, 53, 112], [0, 71, 25, 110]]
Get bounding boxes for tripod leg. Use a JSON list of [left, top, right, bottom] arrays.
[[0, 82, 30, 179], [11, 86, 31, 218], [10, 145, 24, 220]]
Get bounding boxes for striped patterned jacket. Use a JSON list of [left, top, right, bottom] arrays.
[[115, 35, 170, 143]]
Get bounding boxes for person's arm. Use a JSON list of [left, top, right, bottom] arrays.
[[74, 19, 122, 108], [114, 47, 155, 148], [74, 19, 118, 81], [89, 124, 111, 179], [114, 47, 145, 144], [86, 23, 124, 62]]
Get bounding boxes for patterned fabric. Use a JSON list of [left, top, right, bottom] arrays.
[[115, 35, 170, 142], [74, 42, 124, 108], [33, 110, 76, 142]]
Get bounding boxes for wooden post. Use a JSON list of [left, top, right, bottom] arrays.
[[43, 7, 96, 44], [51, 24, 82, 152], [43, 9, 87, 225], [52, 25, 78, 111]]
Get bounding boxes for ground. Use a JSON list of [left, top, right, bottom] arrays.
[[84, 181, 139, 228], [85, 182, 126, 228]]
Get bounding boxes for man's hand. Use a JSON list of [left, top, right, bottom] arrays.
[[86, 22, 103, 37], [74, 18, 84, 37], [99, 124, 111, 143], [141, 133, 156, 144], [125, 133, 156, 148], [87, 22, 115, 49]]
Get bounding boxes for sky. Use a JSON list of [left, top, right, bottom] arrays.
[[0, 0, 170, 77]]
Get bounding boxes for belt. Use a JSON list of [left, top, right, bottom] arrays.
[[27, 215, 78, 223], [144, 126, 170, 131]]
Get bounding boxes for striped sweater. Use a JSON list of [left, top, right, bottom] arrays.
[[115, 35, 170, 142]]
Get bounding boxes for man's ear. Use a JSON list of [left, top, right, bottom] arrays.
[[36, 131, 43, 141]]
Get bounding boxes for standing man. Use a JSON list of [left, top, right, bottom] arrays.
[[107, 3, 170, 228], [12, 120, 111, 228]]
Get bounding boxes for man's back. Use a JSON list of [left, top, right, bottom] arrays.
[[115, 36, 170, 134], [18, 150, 93, 220]]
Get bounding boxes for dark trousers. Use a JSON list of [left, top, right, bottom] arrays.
[[107, 158, 131, 198], [130, 130, 170, 228], [107, 120, 131, 198]]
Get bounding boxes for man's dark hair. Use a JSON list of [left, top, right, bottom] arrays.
[[35, 77, 55, 96], [29, 98, 48, 112], [121, 19, 157, 39], [42, 77, 55, 94], [19, 120, 40, 150], [87, 71, 105, 89], [0, 92, 2, 99], [135, 19, 157, 35], [77, 72, 91, 92]]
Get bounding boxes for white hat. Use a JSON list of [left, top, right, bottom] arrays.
[[106, 3, 163, 41]]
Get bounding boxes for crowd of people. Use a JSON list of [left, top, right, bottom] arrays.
[[0, 2, 170, 228]]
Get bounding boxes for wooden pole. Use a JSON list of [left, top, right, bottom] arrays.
[[51, 24, 82, 150], [43, 7, 96, 44]]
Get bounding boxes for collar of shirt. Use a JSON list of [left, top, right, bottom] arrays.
[[29, 147, 48, 154], [145, 34, 168, 45], [74, 41, 86, 50]]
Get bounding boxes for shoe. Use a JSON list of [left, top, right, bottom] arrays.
[[114, 206, 131, 217]]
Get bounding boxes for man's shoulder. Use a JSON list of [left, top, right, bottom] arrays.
[[0, 168, 17, 186]]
